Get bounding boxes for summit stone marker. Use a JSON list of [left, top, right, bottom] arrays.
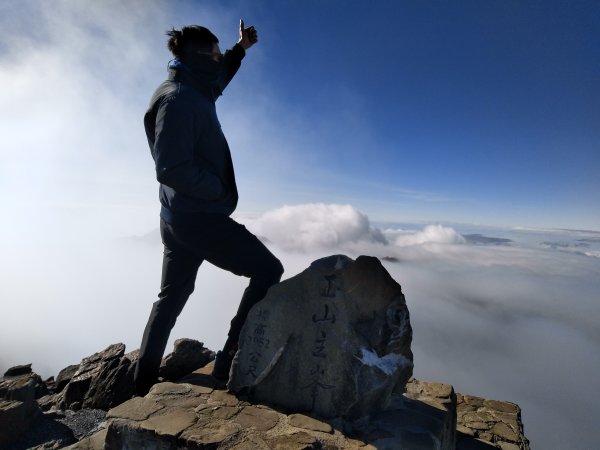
[[228, 254, 414, 419]]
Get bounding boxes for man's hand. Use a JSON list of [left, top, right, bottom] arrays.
[[238, 19, 258, 50]]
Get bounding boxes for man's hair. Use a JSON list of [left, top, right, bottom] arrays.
[[166, 26, 219, 59]]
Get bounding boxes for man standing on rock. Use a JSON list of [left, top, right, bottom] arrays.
[[135, 21, 283, 396]]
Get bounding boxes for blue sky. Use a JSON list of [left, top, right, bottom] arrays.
[[223, 0, 600, 228]]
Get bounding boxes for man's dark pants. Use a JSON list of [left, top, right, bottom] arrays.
[[134, 215, 283, 395]]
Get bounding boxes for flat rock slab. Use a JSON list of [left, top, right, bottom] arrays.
[[101, 379, 366, 448], [288, 413, 333, 433], [229, 254, 414, 419], [98, 375, 466, 449], [232, 406, 280, 431], [66, 375, 530, 450]]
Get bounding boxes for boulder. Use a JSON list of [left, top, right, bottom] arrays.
[[56, 364, 80, 393], [0, 370, 47, 402], [62, 343, 126, 410], [0, 399, 41, 446], [228, 255, 413, 419], [0, 367, 49, 445], [159, 338, 215, 381], [83, 351, 137, 410], [4, 364, 33, 377]]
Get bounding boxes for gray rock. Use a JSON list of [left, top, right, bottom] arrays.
[[38, 394, 60, 412], [0, 399, 41, 446], [56, 364, 80, 393], [83, 351, 136, 410], [1, 402, 36, 444], [159, 338, 215, 381], [456, 391, 530, 450], [62, 343, 125, 410], [0, 368, 49, 445], [228, 254, 413, 419], [45, 376, 57, 394], [70, 401, 82, 411], [0, 371, 47, 402], [4, 364, 33, 377]]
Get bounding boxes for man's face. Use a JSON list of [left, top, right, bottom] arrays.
[[209, 43, 223, 62], [191, 42, 222, 63]]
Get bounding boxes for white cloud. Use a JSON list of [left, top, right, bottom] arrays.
[[241, 203, 387, 252], [239, 204, 485, 264], [391, 224, 466, 246]]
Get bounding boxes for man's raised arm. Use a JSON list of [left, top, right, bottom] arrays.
[[216, 19, 258, 95]]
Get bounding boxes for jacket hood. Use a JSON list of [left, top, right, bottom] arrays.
[[167, 59, 222, 100]]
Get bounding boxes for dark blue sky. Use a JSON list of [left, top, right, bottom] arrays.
[[217, 0, 599, 227]]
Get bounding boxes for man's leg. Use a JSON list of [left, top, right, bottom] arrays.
[[220, 249, 284, 356], [178, 215, 283, 379], [134, 219, 202, 396]]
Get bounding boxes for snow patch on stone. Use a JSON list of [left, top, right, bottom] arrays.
[[357, 347, 411, 375]]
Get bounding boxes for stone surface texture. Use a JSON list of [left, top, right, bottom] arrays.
[[3, 364, 33, 377], [103, 368, 371, 449], [0, 364, 531, 449], [0, 368, 45, 446], [159, 338, 215, 381], [55, 364, 80, 393], [93, 370, 529, 449], [229, 254, 414, 419], [0, 399, 41, 446], [58, 343, 138, 411], [455, 392, 530, 450], [96, 364, 527, 450], [61, 343, 126, 410], [83, 350, 136, 410]]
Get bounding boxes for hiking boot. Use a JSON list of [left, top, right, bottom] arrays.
[[211, 350, 234, 381]]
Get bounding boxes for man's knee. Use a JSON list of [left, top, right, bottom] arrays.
[[267, 256, 284, 283], [253, 255, 283, 285]]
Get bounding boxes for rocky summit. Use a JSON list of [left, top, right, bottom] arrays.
[[0, 254, 530, 449], [228, 255, 414, 419]]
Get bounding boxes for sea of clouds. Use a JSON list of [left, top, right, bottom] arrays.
[[4, 203, 599, 448], [243, 204, 600, 450]]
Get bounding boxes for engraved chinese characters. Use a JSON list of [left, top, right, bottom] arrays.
[[228, 255, 413, 419], [243, 308, 270, 379], [301, 284, 339, 409]]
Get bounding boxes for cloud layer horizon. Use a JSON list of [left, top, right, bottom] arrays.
[[2, 202, 599, 449]]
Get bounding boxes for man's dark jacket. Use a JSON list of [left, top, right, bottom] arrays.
[[144, 44, 246, 225]]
